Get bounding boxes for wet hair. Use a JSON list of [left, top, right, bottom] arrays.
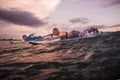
[[53, 28, 59, 31], [22, 35, 27, 41], [22, 35, 26, 37], [52, 28, 59, 32], [52, 28, 59, 35]]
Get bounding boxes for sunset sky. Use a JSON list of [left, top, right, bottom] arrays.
[[0, 0, 120, 39]]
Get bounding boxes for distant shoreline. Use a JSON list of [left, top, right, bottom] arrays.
[[0, 39, 22, 41]]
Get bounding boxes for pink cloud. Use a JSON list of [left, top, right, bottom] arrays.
[[0, 8, 46, 27], [69, 17, 89, 24], [102, 0, 120, 7]]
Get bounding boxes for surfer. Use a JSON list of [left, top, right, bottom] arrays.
[[22, 33, 41, 41], [43, 28, 84, 40], [29, 28, 99, 45], [84, 27, 99, 34]]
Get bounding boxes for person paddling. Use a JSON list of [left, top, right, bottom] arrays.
[[84, 27, 99, 34], [43, 28, 84, 40], [22, 33, 41, 41]]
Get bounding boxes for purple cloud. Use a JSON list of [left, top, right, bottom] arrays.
[[0, 8, 46, 27], [86, 25, 107, 29], [69, 17, 89, 24], [43, 17, 51, 20], [102, 0, 120, 7], [110, 24, 120, 28], [86, 24, 120, 29]]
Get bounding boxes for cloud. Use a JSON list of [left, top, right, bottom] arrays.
[[69, 17, 89, 24], [86, 24, 120, 29], [0, 8, 46, 27], [86, 25, 107, 29], [110, 24, 120, 28], [102, 0, 120, 7], [42, 17, 51, 20], [0, 0, 61, 19]]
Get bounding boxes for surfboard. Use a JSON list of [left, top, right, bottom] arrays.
[[29, 32, 102, 45], [29, 37, 84, 45], [29, 39, 61, 45]]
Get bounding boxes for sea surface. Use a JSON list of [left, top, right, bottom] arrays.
[[0, 32, 120, 80]]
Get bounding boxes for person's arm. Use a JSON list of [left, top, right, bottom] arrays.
[[29, 33, 34, 36], [43, 33, 53, 37], [51, 34, 64, 40]]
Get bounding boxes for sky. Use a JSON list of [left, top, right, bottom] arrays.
[[0, 0, 120, 39]]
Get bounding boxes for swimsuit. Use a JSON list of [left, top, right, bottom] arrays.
[[71, 30, 79, 38], [26, 36, 40, 41], [61, 30, 79, 40], [61, 32, 69, 40]]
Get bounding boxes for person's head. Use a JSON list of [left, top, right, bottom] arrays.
[[90, 27, 96, 31], [90, 27, 94, 29], [52, 28, 59, 35], [22, 35, 27, 41]]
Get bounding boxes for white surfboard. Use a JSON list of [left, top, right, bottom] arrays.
[[29, 37, 84, 45], [29, 39, 61, 45], [29, 32, 102, 45]]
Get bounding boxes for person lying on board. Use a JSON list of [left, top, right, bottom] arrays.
[[84, 27, 99, 34], [43, 28, 85, 40], [22, 33, 41, 41]]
